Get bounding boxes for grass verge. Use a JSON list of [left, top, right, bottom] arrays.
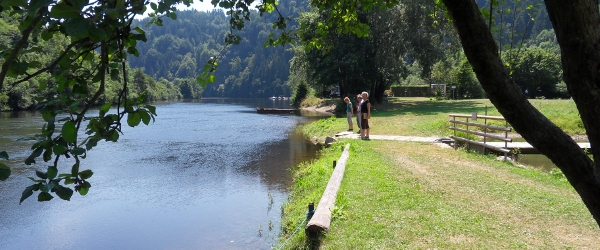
[[278, 140, 600, 249]]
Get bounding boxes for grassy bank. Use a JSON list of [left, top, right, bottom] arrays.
[[370, 97, 583, 137], [277, 98, 598, 249]]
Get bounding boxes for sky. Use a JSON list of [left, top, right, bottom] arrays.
[[136, 1, 260, 20], [176, 0, 222, 12]]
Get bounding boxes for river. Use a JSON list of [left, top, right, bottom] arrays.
[[0, 98, 326, 250]]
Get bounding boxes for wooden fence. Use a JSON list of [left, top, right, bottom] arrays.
[[448, 113, 512, 159]]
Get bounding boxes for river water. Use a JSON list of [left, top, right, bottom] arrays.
[[0, 98, 325, 250]]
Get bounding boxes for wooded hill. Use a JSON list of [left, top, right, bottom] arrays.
[[130, 0, 307, 98], [0, 0, 562, 110]]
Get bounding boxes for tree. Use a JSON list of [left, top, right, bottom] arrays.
[[440, 0, 600, 227], [305, 0, 600, 227], [508, 46, 562, 98], [296, 7, 409, 102], [0, 0, 289, 202]]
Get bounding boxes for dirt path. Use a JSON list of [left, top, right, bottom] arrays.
[[335, 131, 442, 142]]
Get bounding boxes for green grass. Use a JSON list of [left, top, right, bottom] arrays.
[[278, 98, 597, 249], [278, 140, 600, 249], [316, 97, 586, 139]]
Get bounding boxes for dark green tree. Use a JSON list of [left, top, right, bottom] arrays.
[[508, 46, 562, 98]]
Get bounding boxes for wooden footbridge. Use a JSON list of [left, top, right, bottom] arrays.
[[449, 113, 590, 157]]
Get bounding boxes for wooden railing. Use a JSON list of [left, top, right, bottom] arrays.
[[449, 113, 512, 158]]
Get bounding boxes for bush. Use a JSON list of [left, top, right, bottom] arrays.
[[291, 81, 309, 107]]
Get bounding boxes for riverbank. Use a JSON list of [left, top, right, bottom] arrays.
[[299, 98, 338, 114], [277, 97, 599, 249]]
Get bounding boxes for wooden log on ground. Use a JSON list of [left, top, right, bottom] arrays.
[[305, 143, 351, 237]]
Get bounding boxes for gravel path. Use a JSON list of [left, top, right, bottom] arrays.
[[334, 131, 442, 143]]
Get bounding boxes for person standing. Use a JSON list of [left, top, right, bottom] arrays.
[[344, 97, 354, 131], [360, 92, 371, 140], [356, 94, 362, 134]]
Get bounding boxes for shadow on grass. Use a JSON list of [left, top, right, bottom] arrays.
[[303, 232, 323, 250], [372, 97, 497, 117]]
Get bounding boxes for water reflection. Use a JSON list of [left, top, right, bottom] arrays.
[[511, 137, 589, 172], [516, 154, 557, 172], [0, 99, 325, 250]]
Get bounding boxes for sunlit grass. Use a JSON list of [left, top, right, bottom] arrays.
[[278, 140, 600, 249], [365, 97, 583, 137], [278, 97, 596, 249]]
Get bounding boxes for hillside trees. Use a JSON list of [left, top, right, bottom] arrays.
[[129, 5, 306, 98]]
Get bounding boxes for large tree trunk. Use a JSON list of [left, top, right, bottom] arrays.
[[442, 0, 600, 227]]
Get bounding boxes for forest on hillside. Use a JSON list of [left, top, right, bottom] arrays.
[[129, 0, 308, 98], [0, 0, 565, 110]]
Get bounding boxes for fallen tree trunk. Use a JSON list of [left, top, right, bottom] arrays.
[[305, 143, 351, 237]]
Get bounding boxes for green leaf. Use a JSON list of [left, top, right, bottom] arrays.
[[36, 170, 48, 179], [62, 121, 77, 143], [110, 131, 119, 142], [0, 163, 10, 181], [99, 103, 111, 115], [64, 17, 91, 38], [70, 0, 89, 10], [0, 151, 8, 160], [43, 148, 52, 162], [140, 110, 151, 125], [89, 26, 108, 41], [71, 160, 80, 176], [28, 0, 53, 13], [85, 138, 99, 150], [53, 145, 68, 155], [41, 29, 54, 41], [47, 166, 58, 180], [25, 147, 44, 165], [72, 147, 86, 156], [79, 169, 93, 179], [1, 0, 27, 7], [166, 12, 177, 20], [127, 111, 142, 127], [110, 68, 120, 80], [54, 185, 73, 201], [49, 1, 81, 18], [127, 47, 139, 57], [64, 178, 75, 185], [38, 192, 54, 201], [145, 105, 157, 116], [78, 183, 90, 195], [20, 184, 39, 204]]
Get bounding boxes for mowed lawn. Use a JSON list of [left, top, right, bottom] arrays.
[[278, 97, 599, 249]]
